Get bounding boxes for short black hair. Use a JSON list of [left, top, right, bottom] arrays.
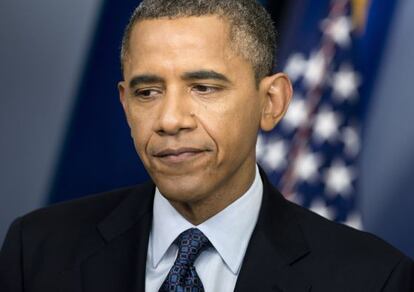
[[120, 0, 277, 82]]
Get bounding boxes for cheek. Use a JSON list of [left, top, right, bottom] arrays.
[[196, 94, 261, 152], [127, 110, 153, 154]]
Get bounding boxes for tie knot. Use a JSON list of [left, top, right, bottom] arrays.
[[175, 228, 211, 266]]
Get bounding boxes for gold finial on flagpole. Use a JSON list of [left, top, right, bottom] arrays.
[[351, 0, 370, 33]]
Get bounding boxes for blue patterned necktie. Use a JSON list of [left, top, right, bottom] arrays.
[[159, 228, 211, 292]]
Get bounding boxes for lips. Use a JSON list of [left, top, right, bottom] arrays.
[[154, 147, 205, 157], [152, 147, 208, 163]]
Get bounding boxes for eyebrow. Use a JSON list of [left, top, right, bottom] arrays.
[[129, 74, 165, 89], [181, 70, 231, 84]]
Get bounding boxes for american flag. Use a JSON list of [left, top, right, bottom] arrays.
[[258, 0, 365, 229]]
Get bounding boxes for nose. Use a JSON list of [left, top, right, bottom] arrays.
[[153, 88, 197, 136]]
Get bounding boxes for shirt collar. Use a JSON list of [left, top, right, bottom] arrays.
[[151, 165, 263, 275]]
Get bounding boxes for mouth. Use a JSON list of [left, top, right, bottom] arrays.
[[153, 147, 209, 164]]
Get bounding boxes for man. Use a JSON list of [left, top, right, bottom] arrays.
[[0, 0, 413, 291]]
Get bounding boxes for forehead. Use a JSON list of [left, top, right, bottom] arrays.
[[124, 16, 241, 75]]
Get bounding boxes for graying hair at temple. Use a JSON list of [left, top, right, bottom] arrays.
[[120, 0, 277, 82]]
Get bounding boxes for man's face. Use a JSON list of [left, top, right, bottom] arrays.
[[119, 16, 269, 209]]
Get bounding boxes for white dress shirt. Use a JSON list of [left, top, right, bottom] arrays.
[[145, 165, 263, 292]]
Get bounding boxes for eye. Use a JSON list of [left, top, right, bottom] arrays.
[[191, 84, 220, 94], [133, 88, 161, 100]]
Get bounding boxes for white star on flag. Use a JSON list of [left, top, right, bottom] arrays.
[[282, 95, 308, 131], [313, 107, 342, 143], [309, 199, 336, 220], [293, 150, 323, 183], [331, 64, 361, 101], [322, 16, 353, 48], [257, 137, 288, 171], [284, 53, 307, 82], [324, 160, 356, 197], [304, 51, 327, 88]]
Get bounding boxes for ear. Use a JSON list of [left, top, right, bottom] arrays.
[[118, 81, 131, 128], [118, 81, 127, 109], [259, 73, 293, 132]]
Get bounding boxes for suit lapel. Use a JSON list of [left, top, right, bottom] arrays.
[[235, 168, 311, 292], [60, 182, 155, 292]]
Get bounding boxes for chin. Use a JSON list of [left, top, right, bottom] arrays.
[[154, 175, 211, 204]]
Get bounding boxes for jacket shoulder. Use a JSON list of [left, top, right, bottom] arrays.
[[0, 182, 154, 291], [289, 200, 404, 261], [286, 200, 412, 289], [18, 182, 153, 244]]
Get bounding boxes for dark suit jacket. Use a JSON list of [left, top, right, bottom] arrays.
[[1, 171, 413, 292]]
